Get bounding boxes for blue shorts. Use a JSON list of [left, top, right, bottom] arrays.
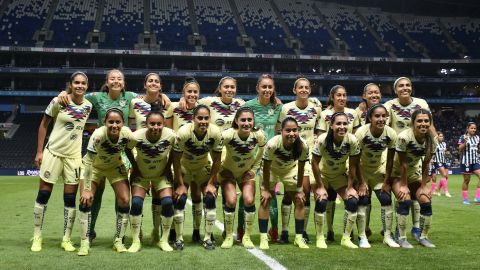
[[433, 162, 448, 170], [461, 163, 480, 174]]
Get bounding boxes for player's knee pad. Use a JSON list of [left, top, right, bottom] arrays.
[[420, 202, 432, 216], [375, 190, 392, 206], [161, 196, 174, 217], [327, 188, 337, 201], [315, 199, 327, 213], [130, 196, 144, 216], [358, 196, 369, 206], [304, 192, 311, 207], [63, 193, 76, 208], [118, 206, 130, 214], [204, 192, 216, 209], [245, 205, 256, 213], [397, 200, 412, 215], [345, 197, 358, 212], [79, 205, 91, 212], [175, 194, 187, 210], [224, 206, 235, 213], [36, 190, 51, 204]]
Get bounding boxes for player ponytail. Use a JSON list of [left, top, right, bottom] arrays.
[[146, 101, 165, 122], [281, 117, 303, 160]]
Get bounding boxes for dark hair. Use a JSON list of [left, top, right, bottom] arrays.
[[325, 112, 348, 154], [232, 106, 255, 129], [193, 104, 210, 117], [281, 117, 304, 160], [215, 76, 236, 97], [365, 104, 388, 124], [362, 83, 380, 108], [293, 76, 310, 89], [144, 72, 161, 85], [146, 101, 165, 122], [465, 122, 477, 135], [326, 85, 346, 107], [257, 74, 277, 107], [183, 76, 200, 92], [101, 69, 126, 93], [66, 71, 88, 94], [104, 107, 124, 123], [411, 109, 435, 162]]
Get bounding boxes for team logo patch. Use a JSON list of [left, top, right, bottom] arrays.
[[44, 171, 51, 179], [119, 100, 126, 107]]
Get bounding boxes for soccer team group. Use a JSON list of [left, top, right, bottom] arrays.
[[29, 69, 480, 256]]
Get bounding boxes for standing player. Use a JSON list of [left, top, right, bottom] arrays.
[[125, 105, 180, 253], [431, 132, 451, 197], [356, 83, 382, 126], [384, 76, 435, 242], [317, 85, 360, 242], [355, 105, 399, 248], [458, 122, 480, 204], [79, 108, 137, 255], [278, 77, 321, 244], [219, 107, 266, 249], [31, 72, 92, 252], [311, 112, 365, 249], [259, 117, 310, 250], [172, 105, 223, 250]]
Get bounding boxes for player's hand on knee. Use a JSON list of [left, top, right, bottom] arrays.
[[314, 186, 328, 201], [346, 187, 358, 199], [80, 190, 93, 207], [260, 189, 272, 207], [358, 183, 369, 197], [398, 185, 410, 201]]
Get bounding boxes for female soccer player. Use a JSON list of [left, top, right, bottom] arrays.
[[311, 112, 365, 249], [384, 76, 435, 242], [125, 105, 179, 253], [278, 77, 321, 244], [431, 132, 451, 197], [79, 108, 137, 255], [259, 117, 310, 250], [172, 105, 223, 250], [316, 85, 360, 242], [171, 77, 200, 132], [355, 104, 399, 248], [31, 72, 92, 252], [219, 107, 266, 249], [458, 122, 480, 204], [356, 83, 382, 126], [243, 74, 283, 242], [390, 109, 437, 248]]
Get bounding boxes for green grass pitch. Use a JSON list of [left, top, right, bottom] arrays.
[[0, 175, 479, 270]]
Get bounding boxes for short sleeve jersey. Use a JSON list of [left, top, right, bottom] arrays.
[[384, 97, 430, 134], [244, 98, 283, 141], [87, 126, 137, 169], [313, 133, 360, 177], [355, 106, 368, 126], [355, 124, 397, 174], [317, 107, 360, 134], [263, 135, 309, 176], [171, 101, 197, 132], [129, 97, 173, 129], [132, 127, 176, 178], [200, 96, 245, 130], [174, 123, 224, 170], [458, 135, 480, 166], [44, 97, 92, 158], [221, 128, 266, 174], [279, 101, 322, 148], [86, 91, 136, 126]]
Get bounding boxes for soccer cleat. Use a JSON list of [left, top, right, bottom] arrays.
[[278, 230, 289, 244], [302, 231, 312, 244], [30, 236, 42, 252], [411, 227, 421, 242], [365, 228, 372, 239], [433, 191, 440, 196], [398, 238, 414, 249], [383, 235, 400, 248], [61, 239, 76, 252], [113, 240, 127, 253], [341, 236, 358, 249], [173, 240, 184, 251], [88, 230, 96, 244], [294, 235, 309, 249], [127, 240, 141, 253], [445, 192, 452, 198], [259, 233, 269, 250], [151, 229, 160, 245], [211, 234, 216, 244], [203, 239, 215, 250], [242, 235, 255, 249], [77, 240, 90, 256], [463, 200, 470, 205], [316, 236, 328, 249], [168, 229, 176, 244], [358, 237, 371, 249], [158, 240, 173, 252], [268, 228, 278, 242], [236, 228, 245, 243], [192, 229, 201, 244], [419, 238, 436, 248], [221, 235, 234, 249], [326, 231, 335, 242]]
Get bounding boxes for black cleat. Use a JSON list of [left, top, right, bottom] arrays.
[[278, 230, 289, 244], [192, 229, 201, 244], [302, 231, 312, 244], [327, 231, 335, 242], [89, 230, 96, 244], [174, 240, 184, 251], [211, 234, 216, 244], [168, 229, 176, 244], [203, 239, 215, 250]]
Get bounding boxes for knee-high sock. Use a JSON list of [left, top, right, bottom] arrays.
[[326, 201, 335, 232], [79, 210, 91, 241], [192, 202, 203, 230], [173, 209, 185, 241], [89, 188, 104, 233], [356, 206, 367, 238], [365, 203, 372, 230], [411, 200, 420, 228], [151, 199, 162, 234], [114, 212, 129, 242], [33, 202, 47, 238], [237, 197, 245, 231], [160, 215, 173, 242], [430, 182, 437, 193], [381, 205, 394, 238], [440, 177, 448, 193], [314, 212, 325, 239], [304, 206, 310, 233], [63, 207, 76, 241], [476, 188, 480, 199], [269, 195, 279, 229], [204, 208, 216, 241], [397, 214, 408, 240], [223, 208, 235, 238], [463, 190, 469, 201], [420, 215, 432, 239], [281, 202, 292, 231], [130, 215, 142, 242], [343, 210, 357, 238], [244, 209, 256, 237]]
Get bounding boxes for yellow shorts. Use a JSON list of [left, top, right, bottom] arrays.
[[91, 164, 128, 185], [183, 165, 211, 185], [39, 149, 82, 185], [218, 167, 256, 184], [131, 175, 172, 192], [269, 169, 298, 192], [323, 173, 348, 191], [304, 161, 316, 185], [362, 170, 385, 190]]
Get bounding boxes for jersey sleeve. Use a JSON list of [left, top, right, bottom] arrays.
[[349, 135, 361, 156], [352, 111, 361, 129], [458, 135, 466, 145], [388, 129, 398, 149], [87, 130, 102, 153], [299, 142, 310, 162], [278, 106, 287, 124], [316, 111, 328, 131], [164, 103, 173, 119], [174, 131, 185, 152], [44, 98, 60, 118], [263, 140, 275, 161], [125, 129, 137, 149], [396, 133, 408, 153], [211, 127, 224, 153], [129, 99, 136, 119]]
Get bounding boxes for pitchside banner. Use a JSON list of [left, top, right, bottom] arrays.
[[0, 169, 40, 176]]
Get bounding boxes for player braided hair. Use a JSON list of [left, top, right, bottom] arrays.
[[104, 107, 124, 123], [365, 104, 388, 124], [232, 106, 258, 131], [411, 109, 435, 162], [326, 85, 346, 107], [281, 117, 304, 160], [257, 74, 277, 108], [215, 76, 236, 97], [325, 112, 348, 154]]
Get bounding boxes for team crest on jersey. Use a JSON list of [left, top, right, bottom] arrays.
[[287, 107, 317, 124], [137, 140, 171, 158], [65, 105, 91, 122], [391, 104, 422, 120], [210, 101, 241, 117], [119, 100, 127, 107]]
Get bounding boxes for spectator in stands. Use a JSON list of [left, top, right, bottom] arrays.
[[31, 72, 92, 253], [458, 122, 480, 204]]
